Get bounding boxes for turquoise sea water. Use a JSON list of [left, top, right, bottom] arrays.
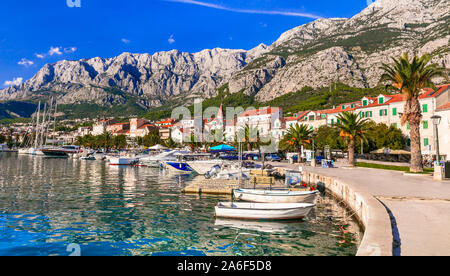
[[0, 153, 361, 256]]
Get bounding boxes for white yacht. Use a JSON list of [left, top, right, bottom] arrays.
[[138, 150, 189, 167], [186, 159, 228, 175]]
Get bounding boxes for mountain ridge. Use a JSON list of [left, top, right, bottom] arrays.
[[1, 0, 449, 109]]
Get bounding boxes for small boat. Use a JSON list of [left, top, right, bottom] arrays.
[[110, 157, 138, 166], [233, 189, 319, 204], [138, 150, 187, 167], [187, 160, 225, 175], [81, 156, 96, 161], [215, 202, 315, 220], [204, 164, 251, 180]]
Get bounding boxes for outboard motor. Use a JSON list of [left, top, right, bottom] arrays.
[[205, 165, 221, 179]]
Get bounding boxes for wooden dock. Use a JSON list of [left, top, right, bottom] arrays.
[[182, 174, 288, 195]]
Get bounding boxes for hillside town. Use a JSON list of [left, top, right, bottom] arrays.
[[2, 84, 449, 160]]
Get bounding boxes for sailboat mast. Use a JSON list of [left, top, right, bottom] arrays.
[[53, 102, 58, 146], [45, 100, 53, 146], [34, 101, 41, 149], [40, 102, 47, 147]]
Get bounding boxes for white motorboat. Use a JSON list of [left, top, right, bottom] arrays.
[[186, 160, 226, 175], [110, 157, 138, 166], [215, 202, 315, 220], [233, 189, 319, 204], [138, 150, 188, 167], [18, 148, 31, 154], [205, 164, 251, 180]]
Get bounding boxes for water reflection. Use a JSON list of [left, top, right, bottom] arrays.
[[0, 153, 360, 256]]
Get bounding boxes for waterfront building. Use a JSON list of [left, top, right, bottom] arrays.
[[281, 84, 450, 160], [236, 107, 282, 138], [92, 119, 118, 136], [107, 122, 130, 136], [128, 118, 149, 138]]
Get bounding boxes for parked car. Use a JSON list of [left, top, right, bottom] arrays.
[[219, 153, 239, 160], [265, 154, 282, 162], [244, 153, 260, 161]]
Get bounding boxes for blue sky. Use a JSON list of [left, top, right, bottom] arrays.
[[0, 0, 372, 88]]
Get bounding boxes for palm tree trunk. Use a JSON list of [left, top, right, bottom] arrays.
[[348, 139, 355, 167], [406, 98, 424, 173], [297, 149, 302, 164], [409, 119, 424, 173]]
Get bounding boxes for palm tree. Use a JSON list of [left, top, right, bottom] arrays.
[[237, 124, 265, 152], [164, 137, 178, 149], [335, 112, 370, 167], [280, 124, 313, 164], [380, 53, 448, 172], [187, 134, 202, 152], [100, 132, 112, 151]]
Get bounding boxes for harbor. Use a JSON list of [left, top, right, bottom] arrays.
[[0, 152, 361, 256]]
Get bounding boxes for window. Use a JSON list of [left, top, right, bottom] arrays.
[[424, 138, 429, 147], [379, 97, 384, 104], [423, 121, 428, 129], [393, 123, 398, 128], [393, 108, 397, 116], [379, 109, 387, 116], [423, 104, 428, 113], [363, 100, 368, 106], [351, 104, 355, 108], [331, 119, 335, 125], [342, 105, 346, 110]]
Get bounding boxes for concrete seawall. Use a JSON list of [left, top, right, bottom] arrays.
[[301, 170, 393, 256]]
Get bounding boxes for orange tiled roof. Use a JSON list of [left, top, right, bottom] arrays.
[[238, 107, 280, 117], [437, 102, 450, 111]]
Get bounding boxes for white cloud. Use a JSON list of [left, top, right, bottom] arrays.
[[18, 58, 34, 67], [4, 77, 23, 87], [166, 0, 322, 19], [64, 47, 77, 53], [168, 35, 175, 44], [121, 38, 130, 44], [35, 53, 45, 59], [48, 46, 63, 56]]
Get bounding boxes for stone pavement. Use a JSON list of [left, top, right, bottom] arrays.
[[269, 160, 450, 256]]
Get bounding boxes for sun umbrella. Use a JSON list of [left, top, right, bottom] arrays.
[[209, 144, 236, 152]]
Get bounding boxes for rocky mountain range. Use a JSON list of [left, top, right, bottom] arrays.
[[0, 0, 449, 110]]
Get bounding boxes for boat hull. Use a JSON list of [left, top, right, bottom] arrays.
[[109, 157, 138, 166], [215, 202, 314, 220], [233, 189, 318, 204], [187, 160, 223, 175], [164, 162, 192, 172], [41, 149, 68, 157]]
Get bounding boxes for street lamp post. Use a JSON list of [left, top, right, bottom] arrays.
[[431, 115, 443, 181]]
